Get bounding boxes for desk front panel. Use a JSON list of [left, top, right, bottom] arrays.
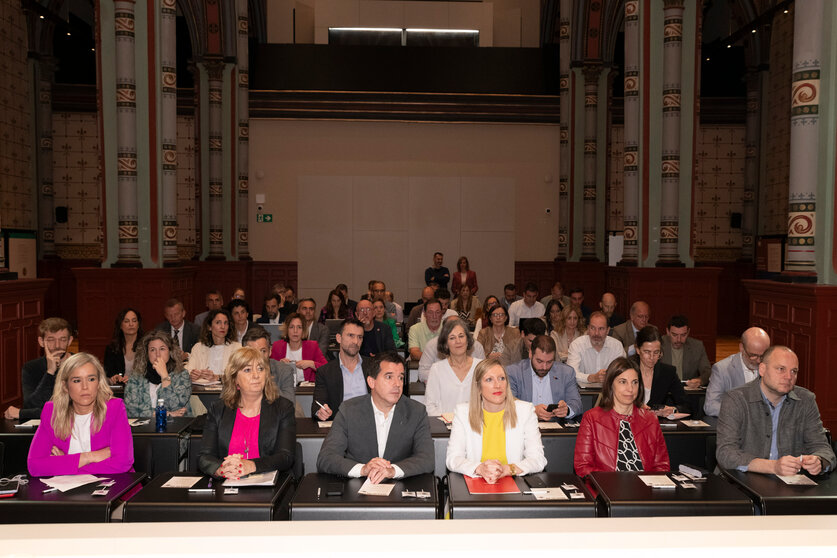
[[722, 469, 837, 515]]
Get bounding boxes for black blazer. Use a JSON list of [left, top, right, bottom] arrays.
[[359, 320, 395, 357], [20, 357, 56, 421], [155, 321, 201, 353], [311, 357, 373, 417], [630, 357, 688, 412], [103, 345, 129, 377], [198, 397, 296, 477]]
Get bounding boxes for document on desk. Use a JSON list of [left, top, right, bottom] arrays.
[[128, 418, 150, 427], [161, 476, 203, 489], [530, 488, 568, 500], [537, 422, 563, 430], [464, 475, 520, 494], [358, 479, 395, 496], [224, 470, 278, 487], [777, 474, 818, 486], [317, 421, 333, 428], [637, 475, 677, 489], [298, 381, 315, 387], [192, 378, 221, 387], [14, 419, 40, 428], [578, 382, 603, 389], [680, 419, 710, 428], [42, 474, 106, 492]]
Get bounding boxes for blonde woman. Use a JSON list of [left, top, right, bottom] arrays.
[[445, 358, 546, 482], [198, 347, 296, 479], [28, 353, 133, 476], [550, 304, 586, 362]]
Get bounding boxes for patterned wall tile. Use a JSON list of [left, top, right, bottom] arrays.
[[177, 115, 198, 259], [607, 124, 624, 233], [0, 0, 34, 230], [761, 7, 793, 236]]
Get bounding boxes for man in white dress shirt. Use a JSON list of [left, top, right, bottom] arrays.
[[567, 311, 626, 383], [508, 282, 546, 327]]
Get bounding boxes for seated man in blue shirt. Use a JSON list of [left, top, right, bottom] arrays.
[[716, 345, 836, 475], [507, 335, 582, 422], [312, 319, 371, 420]]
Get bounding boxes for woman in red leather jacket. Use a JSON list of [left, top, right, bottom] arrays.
[[574, 357, 669, 477]]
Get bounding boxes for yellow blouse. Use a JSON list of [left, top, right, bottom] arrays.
[[480, 409, 507, 464]]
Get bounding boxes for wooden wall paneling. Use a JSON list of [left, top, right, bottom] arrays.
[[606, 267, 721, 362], [250, 261, 298, 305], [513, 261, 556, 297], [192, 261, 251, 319], [696, 262, 755, 336], [0, 279, 51, 408], [73, 268, 197, 360], [38, 258, 102, 329], [742, 280, 837, 433], [555, 261, 608, 309]]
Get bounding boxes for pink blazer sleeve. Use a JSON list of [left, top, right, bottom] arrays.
[[302, 341, 327, 382], [270, 340, 288, 361], [27, 399, 134, 476]]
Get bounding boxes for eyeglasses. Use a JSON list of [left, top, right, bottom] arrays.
[[357, 308, 373, 314], [491, 313, 506, 318], [742, 347, 764, 362], [640, 349, 662, 358]]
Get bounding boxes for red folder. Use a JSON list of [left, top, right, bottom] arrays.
[[464, 475, 521, 494]]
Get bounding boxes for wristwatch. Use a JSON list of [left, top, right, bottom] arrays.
[[509, 463, 519, 476]]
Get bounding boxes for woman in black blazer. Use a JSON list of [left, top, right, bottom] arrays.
[[629, 326, 688, 417], [198, 346, 296, 479]]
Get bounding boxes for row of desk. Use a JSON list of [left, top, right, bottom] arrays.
[[3, 468, 836, 523]]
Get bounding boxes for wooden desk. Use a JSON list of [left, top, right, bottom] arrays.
[[123, 471, 293, 522], [0, 472, 145, 523], [130, 416, 195, 476], [447, 472, 596, 519], [289, 473, 440, 520], [589, 471, 754, 517], [296, 384, 314, 417], [721, 469, 837, 515], [190, 384, 222, 410]]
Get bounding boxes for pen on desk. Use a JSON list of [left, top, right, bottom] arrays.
[[317, 487, 321, 499], [315, 400, 326, 410], [42, 487, 58, 494]]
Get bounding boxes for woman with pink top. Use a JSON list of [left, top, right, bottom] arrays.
[[269, 312, 326, 383], [27, 352, 134, 476]]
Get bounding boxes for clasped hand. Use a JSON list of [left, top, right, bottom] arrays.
[[360, 457, 395, 484], [190, 369, 216, 382], [217, 453, 254, 480], [776, 454, 822, 476], [475, 459, 511, 484]]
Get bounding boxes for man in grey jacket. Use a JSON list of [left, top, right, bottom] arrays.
[[703, 326, 770, 416], [317, 351, 434, 484], [716, 345, 835, 475]]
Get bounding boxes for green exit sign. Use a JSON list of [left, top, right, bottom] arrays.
[[257, 213, 273, 223]]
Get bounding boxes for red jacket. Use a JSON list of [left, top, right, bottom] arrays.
[[574, 406, 670, 477]]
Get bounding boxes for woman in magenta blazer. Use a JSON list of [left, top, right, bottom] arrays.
[[451, 256, 479, 295], [269, 312, 327, 382], [28, 352, 134, 476]]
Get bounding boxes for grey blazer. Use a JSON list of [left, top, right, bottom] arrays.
[[716, 378, 836, 471], [506, 359, 583, 418], [316, 394, 434, 478], [270, 358, 296, 402], [661, 335, 711, 385], [155, 320, 201, 353], [308, 322, 331, 358], [704, 353, 749, 416], [609, 321, 637, 352]]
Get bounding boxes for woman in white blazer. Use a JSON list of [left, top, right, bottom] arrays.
[[446, 358, 547, 482]]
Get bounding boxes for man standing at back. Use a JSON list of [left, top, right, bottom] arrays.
[[704, 327, 770, 416], [425, 252, 450, 291], [317, 351, 434, 483]]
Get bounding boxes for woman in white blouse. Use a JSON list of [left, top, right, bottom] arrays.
[[424, 318, 482, 416], [187, 309, 242, 382]]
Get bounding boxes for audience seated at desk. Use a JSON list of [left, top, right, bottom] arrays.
[[318, 288, 354, 324], [420, 315, 486, 383], [270, 312, 327, 383], [194, 290, 224, 329], [472, 295, 499, 339], [405, 286, 435, 329], [599, 292, 625, 330], [548, 304, 585, 363], [628, 326, 688, 417], [155, 298, 199, 355], [312, 319, 372, 421], [408, 299, 444, 362], [187, 309, 242, 382], [567, 312, 626, 384], [716, 345, 836, 476], [355, 299, 395, 359], [124, 331, 192, 417], [316, 351, 434, 484], [198, 347, 296, 480], [660, 314, 711, 388], [28, 353, 134, 476], [384, 291, 404, 323], [451, 284, 480, 329], [610, 301, 653, 356], [574, 357, 669, 477], [703, 327, 770, 417], [446, 358, 547, 482], [568, 288, 592, 321], [540, 281, 571, 310], [228, 299, 256, 344], [243, 326, 296, 403], [474, 303, 520, 370], [373, 299, 404, 349], [508, 282, 545, 328], [103, 308, 143, 384], [507, 335, 582, 421], [256, 293, 284, 326], [500, 283, 522, 311], [425, 318, 483, 416], [298, 297, 331, 357], [4, 318, 74, 421]]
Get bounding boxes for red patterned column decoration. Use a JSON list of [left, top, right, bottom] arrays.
[[581, 64, 601, 261], [657, 0, 684, 266], [620, 0, 640, 265], [161, 0, 179, 264], [114, 0, 141, 266], [236, 0, 251, 260], [205, 59, 225, 260], [786, 0, 823, 277], [557, 0, 572, 260]]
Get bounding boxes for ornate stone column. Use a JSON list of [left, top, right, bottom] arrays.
[[160, 0, 179, 265], [620, 0, 640, 265], [581, 65, 601, 260], [205, 59, 226, 260], [236, 0, 251, 260], [556, 0, 572, 260], [114, 0, 140, 266], [35, 57, 57, 258], [657, 0, 685, 266], [786, 0, 823, 276], [741, 70, 761, 262]]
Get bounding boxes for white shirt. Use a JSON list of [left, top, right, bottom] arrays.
[[347, 399, 405, 478], [424, 357, 481, 416], [566, 335, 626, 383], [531, 368, 553, 406], [149, 382, 161, 406], [420, 308, 458, 323], [69, 412, 92, 455], [208, 344, 226, 375], [418, 336, 486, 383], [286, 347, 303, 361], [740, 353, 758, 383], [508, 299, 545, 327]]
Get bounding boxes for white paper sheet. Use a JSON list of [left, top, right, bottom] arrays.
[[317, 421, 333, 428], [637, 475, 676, 488], [161, 476, 203, 489], [530, 487, 568, 500], [537, 422, 563, 430], [192, 378, 221, 386], [223, 470, 278, 487], [128, 419, 150, 427], [14, 419, 40, 428], [681, 419, 710, 427], [358, 479, 395, 496], [42, 474, 105, 492], [776, 474, 818, 486]]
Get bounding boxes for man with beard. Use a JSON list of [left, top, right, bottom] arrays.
[[312, 319, 372, 420], [567, 311, 626, 384], [704, 326, 770, 417]]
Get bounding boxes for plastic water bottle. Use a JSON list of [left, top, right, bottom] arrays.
[[155, 399, 167, 432]]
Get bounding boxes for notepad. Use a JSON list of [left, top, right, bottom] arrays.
[[464, 475, 520, 494], [530, 487, 568, 500], [224, 470, 278, 487], [777, 474, 818, 486], [192, 378, 221, 386], [162, 476, 203, 489], [298, 381, 315, 387], [537, 422, 563, 430], [681, 419, 710, 428], [357, 479, 395, 496], [14, 419, 40, 428], [638, 475, 676, 488], [42, 474, 105, 493], [317, 421, 333, 428], [128, 419, 150, 427]]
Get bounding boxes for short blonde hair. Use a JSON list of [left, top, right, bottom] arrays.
[[51, 353, 113, 439], [467, 358, 517, 433], [220, 347, 278, 409]]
